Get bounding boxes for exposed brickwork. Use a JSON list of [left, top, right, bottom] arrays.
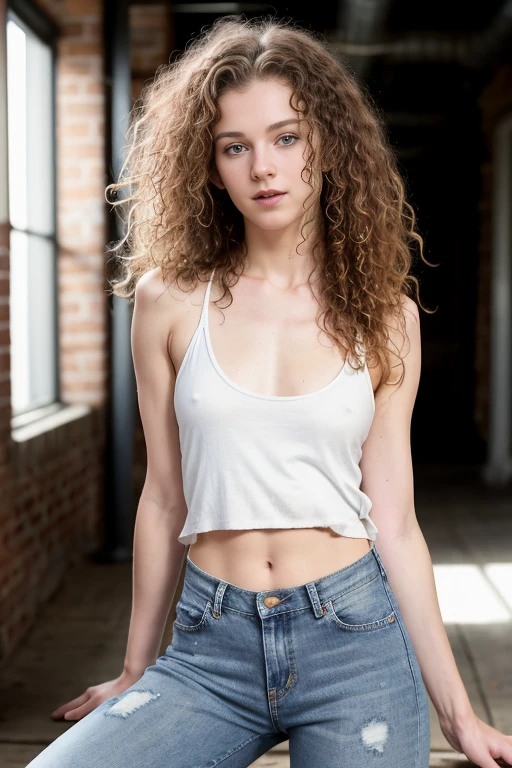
[[130, 5, 173, 73], [0, 0, 108, 663], [0, 0, 176, 665], [130, 5, 174, 104]]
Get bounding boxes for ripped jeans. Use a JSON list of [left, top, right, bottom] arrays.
[[26, 542, 430, 767]]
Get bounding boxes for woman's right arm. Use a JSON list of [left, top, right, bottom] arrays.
[[52, 268, 189, 720], [122, 268, 190, 678]]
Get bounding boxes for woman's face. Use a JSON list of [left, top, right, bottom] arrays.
[[211, 78, 320, 232]]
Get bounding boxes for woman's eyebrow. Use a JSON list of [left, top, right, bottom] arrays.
[[214, 118, 301, 142]]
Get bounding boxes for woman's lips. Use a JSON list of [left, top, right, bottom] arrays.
[[252, 192, 287, 207]]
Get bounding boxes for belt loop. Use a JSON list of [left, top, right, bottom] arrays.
[[212, 580, 227, 619], [305, 582, 326, 618]]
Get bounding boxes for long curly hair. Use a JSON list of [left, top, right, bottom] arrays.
[[106, 14, 436, 388]]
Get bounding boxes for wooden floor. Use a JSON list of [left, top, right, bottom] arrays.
[[0, 464, 510, 767]]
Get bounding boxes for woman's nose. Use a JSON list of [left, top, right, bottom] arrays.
[[251, 150, 276, 179]]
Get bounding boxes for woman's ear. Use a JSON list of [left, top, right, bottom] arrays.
[[209, 168, 225, 190]]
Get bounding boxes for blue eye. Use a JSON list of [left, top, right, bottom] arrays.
[[224, 144, 245, 155], [278, 134, 298, 146], [223, 134, 299, 155]]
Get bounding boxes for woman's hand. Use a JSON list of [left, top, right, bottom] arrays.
[[50, 671, 143, 722], [440, 710, 512, 767]]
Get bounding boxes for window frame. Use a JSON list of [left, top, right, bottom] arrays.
[[7, 0, 61, 426]]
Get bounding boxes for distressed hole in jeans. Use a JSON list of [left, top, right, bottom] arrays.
[[104, 690, 161, 719], [360, 718, 389, 753]]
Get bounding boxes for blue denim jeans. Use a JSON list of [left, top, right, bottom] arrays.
[[27, 543, 430, 767]]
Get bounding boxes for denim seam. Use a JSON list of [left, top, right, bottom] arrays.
[[210, 732, 265, 766], [276, 612, 298, 701], [174, 599, 212, 631], [222, 604, 312, 618], [326, 600, 396, 631], [275, 668, 297, 701], [381, 579, 421, 768], [215, 604, 257, 617]]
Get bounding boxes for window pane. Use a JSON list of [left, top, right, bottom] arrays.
[[26, 25, 54, 235], [6, 19, 27, 231], [7, 16, 54, 236], [10, 230, 57, 415]]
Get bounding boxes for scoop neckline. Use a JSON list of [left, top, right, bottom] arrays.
[[204, 291, 348, 402]]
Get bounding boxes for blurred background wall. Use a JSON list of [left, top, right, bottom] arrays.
[[0, 0, 511, 665]]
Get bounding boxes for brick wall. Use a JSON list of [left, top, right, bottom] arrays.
[[0, 0, 108, 663], [130, 4, 174, 103]]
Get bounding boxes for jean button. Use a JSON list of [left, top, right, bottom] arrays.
[[263, 596, 282, 608]]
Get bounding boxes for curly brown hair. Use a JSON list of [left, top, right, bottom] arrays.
[[106, 14, 436, 388]]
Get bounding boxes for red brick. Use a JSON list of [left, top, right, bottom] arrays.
[[0, 0, 167, 666], [65, 0, 100, 14], [61, 41, 102, 56]]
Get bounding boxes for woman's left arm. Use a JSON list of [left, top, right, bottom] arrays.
[[360, 296, 512, 768]]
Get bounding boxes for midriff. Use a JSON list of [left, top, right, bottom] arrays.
[[188, 528, 372, 591]]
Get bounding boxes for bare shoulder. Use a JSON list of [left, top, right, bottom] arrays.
[[370, 293, 420, 397], [134, 266, 189, 307], [400, 293, 420, 326], [384, 293, 420, 352], [134, 266, 203, 338], [379, 293, 421, 396], [399, 293, 420, 357]]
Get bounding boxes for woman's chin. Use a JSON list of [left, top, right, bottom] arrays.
[[242, 213, 303, 232]]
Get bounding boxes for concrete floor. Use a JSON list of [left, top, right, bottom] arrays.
[[0, 464, 510, 767]]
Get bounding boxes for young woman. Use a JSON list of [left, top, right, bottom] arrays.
[[32, 15, 512, 768]]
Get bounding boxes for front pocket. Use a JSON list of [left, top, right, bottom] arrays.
[[325, 573, 396, 632], [326, 600, 395, 631], [173, 598, 212, 632]]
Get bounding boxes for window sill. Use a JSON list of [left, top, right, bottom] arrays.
[[12, 402, 92, 442], [10, 402, 96, 471]]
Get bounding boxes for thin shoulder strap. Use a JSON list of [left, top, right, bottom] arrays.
[[199, 267, 216, 328]]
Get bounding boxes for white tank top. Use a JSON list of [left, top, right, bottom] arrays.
[[174, 267, 378, 546]]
